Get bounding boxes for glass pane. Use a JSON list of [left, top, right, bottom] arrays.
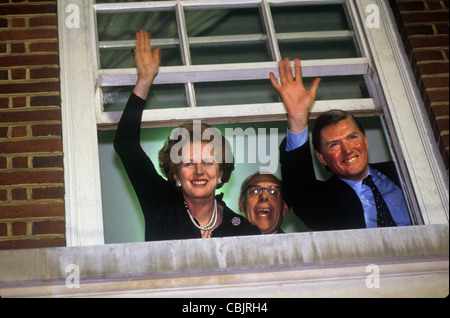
[[185, 8, 263, 37], [97, 10, 181, 68], [271, 4, 351, 32], [102, 84, 188, 111], [190, 42, 271, 64], [279, 38, 360, 60], [195, 80, 279, 107], [185, 7, 271, 64], [194, 76, 367, 107]]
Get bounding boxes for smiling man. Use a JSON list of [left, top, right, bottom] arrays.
[[270, 58, 412, 230], [239, 173, 289, 234]]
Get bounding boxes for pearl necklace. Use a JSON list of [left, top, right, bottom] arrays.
[[184, 199, 218, 231]]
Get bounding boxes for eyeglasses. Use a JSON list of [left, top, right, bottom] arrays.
[[246, 186, 281, 198]]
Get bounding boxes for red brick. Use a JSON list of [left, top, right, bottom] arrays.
[[430, 104, 450, 118], [12, 222, 27, 236], [12, 96, 27, 108], [0, 4, 57, 16], [0, 223, 7, 237], [30, 95, 60, 107], [12, 156, 29, 169], [31, 124, 61, 137], [397, 2, 426, 11], [0, 127, 8, 138], [10, 42, 26, 54], [32, 220, 65, 235], [0, 237, 66, 250], [0, 189, 7, 202], [29, 15, 57, 28], [0, 170, 64, 186], [0, 157, 6, 169], [30, 67, 59, 79], [0, 98, 9, 108], [0, 81, 60, 94], [409, 36, 449, 49], [401, 11, 449, 24], [0, 54, 59, 68], [32, 155, 63, 168], [0, 109, 61, 123], [11, 125, 28, 138], [426, 0, 445, 10], [11, 68, 26, 80], [32, 186, 64, 200], [436, 23, 449, 35], [11, 188, 27, 201], [417, 62, 449, 75], [0, 139, 62, 154], [412, 49, 445, 62], [405, 24, 435, 36], [422, 76, 450, 89], [11, 18, 26, 28], [426, 89, 450, 103], [28, 41, 58, 53], [0, 202, 65, 218]]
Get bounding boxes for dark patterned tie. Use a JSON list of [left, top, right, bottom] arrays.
[[362, 175, 397, 227]]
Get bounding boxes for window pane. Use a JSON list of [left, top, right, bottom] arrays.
[[185, 8, 263, 37], [97, 10, 181, 68], [195, 80, 279, 107], [194, 76, 367, 107], [271, 4, 351, 32], [190, 42, 271, 64], [102, 84, 188, 111], [185, 7, 271, 64], [279, 38, 360, 60]]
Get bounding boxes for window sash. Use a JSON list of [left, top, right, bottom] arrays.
[[94, 0, 374, 119]]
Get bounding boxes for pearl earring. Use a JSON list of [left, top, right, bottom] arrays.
[[217, 178, 222, 184], [176, 180, 181, 187]]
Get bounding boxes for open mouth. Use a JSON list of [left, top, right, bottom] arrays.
[[343, 156, 358, 164], [255, 208, 272, 216], [191, 180, 208, 186]]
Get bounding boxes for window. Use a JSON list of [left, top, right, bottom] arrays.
[[58, 0, 448, 246]]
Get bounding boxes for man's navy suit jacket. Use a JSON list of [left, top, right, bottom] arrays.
[[280, 138, 401, 231]]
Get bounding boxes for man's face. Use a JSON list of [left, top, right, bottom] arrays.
[[239, 174, 289, 234], [316, 118, 369, 181]]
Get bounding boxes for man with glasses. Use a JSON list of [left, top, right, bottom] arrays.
[[239, 173, 290, 234]]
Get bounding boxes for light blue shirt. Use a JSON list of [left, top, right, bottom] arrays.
[[286, 128, 412, 228]]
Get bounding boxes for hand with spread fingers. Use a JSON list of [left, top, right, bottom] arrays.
[[269, 58, 320, 133], [132, 30, 161, 100]]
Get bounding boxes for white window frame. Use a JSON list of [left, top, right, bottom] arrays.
[[58, 0, 448, 246]]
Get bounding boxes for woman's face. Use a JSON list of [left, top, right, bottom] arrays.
[[174, 142, 223, 200]]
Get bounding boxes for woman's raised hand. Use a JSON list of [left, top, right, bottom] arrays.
[[133, 30, 161, 100]]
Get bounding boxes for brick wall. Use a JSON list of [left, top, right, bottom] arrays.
[[0, 0, 66, 249], [389, 0, 449, 170]]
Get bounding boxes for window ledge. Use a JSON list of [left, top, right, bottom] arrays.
[[0, 224, 448, 297]]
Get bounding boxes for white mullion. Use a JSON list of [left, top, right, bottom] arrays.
[[268, 0, 345, 5], [180, 0, 261, 9], [261, 0, 280, 61], [94, 1, 176, 13], [96, 98, 376, 126], [97, 58, 370, 87], [175, 2, 196, 108], [98, 30, 353, 50]]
